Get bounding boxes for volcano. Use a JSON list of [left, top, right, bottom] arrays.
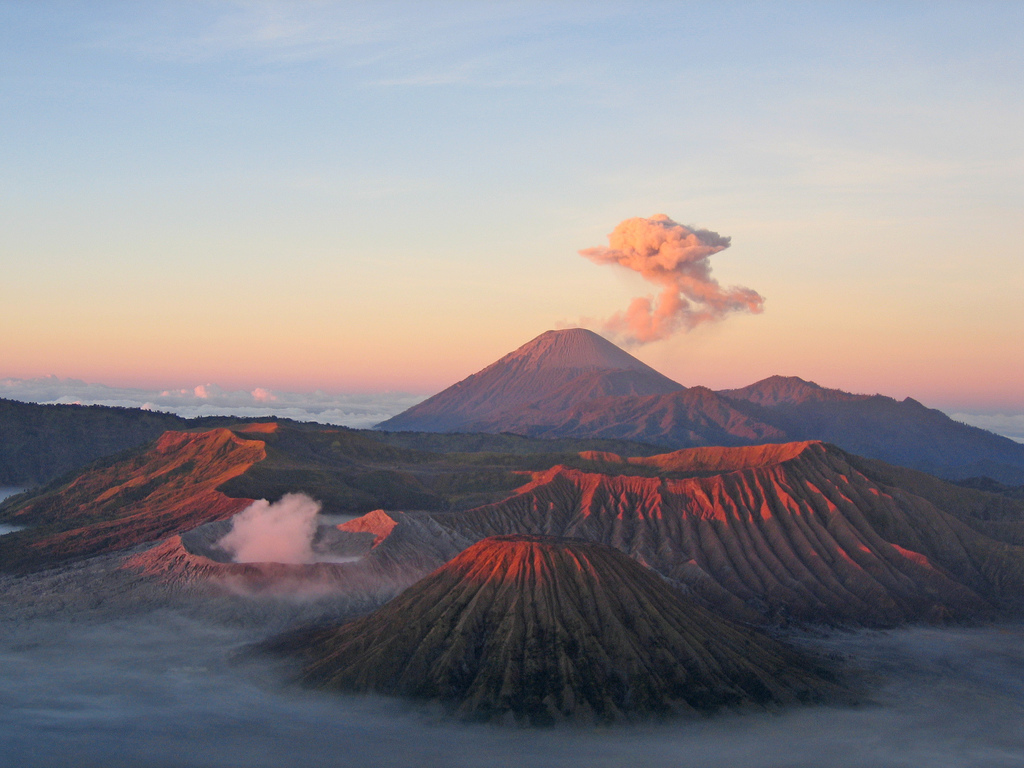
[[279, 534, 843, 724], [430, 441, 1024, 625], [376, 328, 683, 432], [378, 330, 1024, 484]]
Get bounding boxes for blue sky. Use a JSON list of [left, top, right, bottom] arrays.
[[1, 2, 1021, 416]]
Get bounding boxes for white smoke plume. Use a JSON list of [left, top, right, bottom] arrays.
[[217, 493, 321, 564], [580, 214, 765, 345]]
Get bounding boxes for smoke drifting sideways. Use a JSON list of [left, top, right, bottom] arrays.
[[218, 493, 321, 565], [580, 214, 764, 345]]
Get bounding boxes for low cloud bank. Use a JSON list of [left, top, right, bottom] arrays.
[[950, 412, 1024, 443], [4, 610, 1024, 767], [218, 494, 321, 564], [0, 377, 425, 428]]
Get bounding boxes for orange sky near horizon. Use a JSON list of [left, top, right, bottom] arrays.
[[1, 4, 1021, 414]]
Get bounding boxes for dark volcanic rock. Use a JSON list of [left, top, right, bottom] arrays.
[[718, 376, 1024, 484], [281, 535, 844, 724]]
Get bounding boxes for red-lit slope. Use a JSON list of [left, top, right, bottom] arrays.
[[283, 535, 843, 724], [434, 442, 1024, 625], [377, 328, 682, 432], [0, 428, 266, 571]]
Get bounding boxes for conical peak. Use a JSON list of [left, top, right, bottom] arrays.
[[375, 327, 682, 432], [442, 534, 601, 584], [496, 328, 655, 373], [288, 531, 846, 722]]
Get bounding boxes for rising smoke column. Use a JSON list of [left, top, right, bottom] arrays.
[[580, 214, 764, 345], [217, 493, 321, 564]]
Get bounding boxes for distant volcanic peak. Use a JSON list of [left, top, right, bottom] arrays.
[[291, 534, 842, 723], [720, 376, 860, 407], [376, 328, 682, 433], [492, 328, 662, 374]]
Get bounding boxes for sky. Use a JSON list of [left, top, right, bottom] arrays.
[[1, 2, 1022, 426]]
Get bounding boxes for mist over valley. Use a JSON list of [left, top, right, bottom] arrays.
[[4, 555, 1024, 768]]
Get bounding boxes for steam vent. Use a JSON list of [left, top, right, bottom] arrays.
[[277, 535, 844, 724]]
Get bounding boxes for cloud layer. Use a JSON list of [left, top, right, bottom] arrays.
[[950, 412, 1024, 444], [0, 377, 424, 429], [580, 214, 764, 345]]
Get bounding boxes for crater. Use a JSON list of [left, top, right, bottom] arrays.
[[180, 517, 376, 565]]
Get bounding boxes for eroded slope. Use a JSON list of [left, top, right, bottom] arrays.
[[280, 535, 844, 724], [430, 442, 1024, 625]]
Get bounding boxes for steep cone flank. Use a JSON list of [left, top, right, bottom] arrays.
[[285, 535, 843, 724], [433, 442, 1024, 625], [377, 328, 683, 432]]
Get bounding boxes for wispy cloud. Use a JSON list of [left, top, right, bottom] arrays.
[[89, 2, 392, 65], [83, 1, 599, 90]]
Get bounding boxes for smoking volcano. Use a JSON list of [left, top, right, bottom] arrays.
[[274, 535, 844, 725], [377, 328, 1024, 484], [377, 327, 683, 433]]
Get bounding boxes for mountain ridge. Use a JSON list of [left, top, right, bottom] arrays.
[[378, 330, 1024, 484]]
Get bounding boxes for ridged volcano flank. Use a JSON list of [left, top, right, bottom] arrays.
[[377, 328, 683, 432], [434, 441, 1024, 625], [285, 535, 842, 724]]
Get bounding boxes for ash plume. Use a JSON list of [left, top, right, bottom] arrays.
[[217, 493, 321, 564], [580, 214, 764, 345]]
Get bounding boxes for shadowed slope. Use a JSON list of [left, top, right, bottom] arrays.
[[0, 398, 192, 486], [378, 332, 1024, 483], [282, 535, 843, 724], [377, 329, 682, 432], [509, 387, 785, 446], [719, 377, 1024, 484], [718, 376, 862, 407]]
